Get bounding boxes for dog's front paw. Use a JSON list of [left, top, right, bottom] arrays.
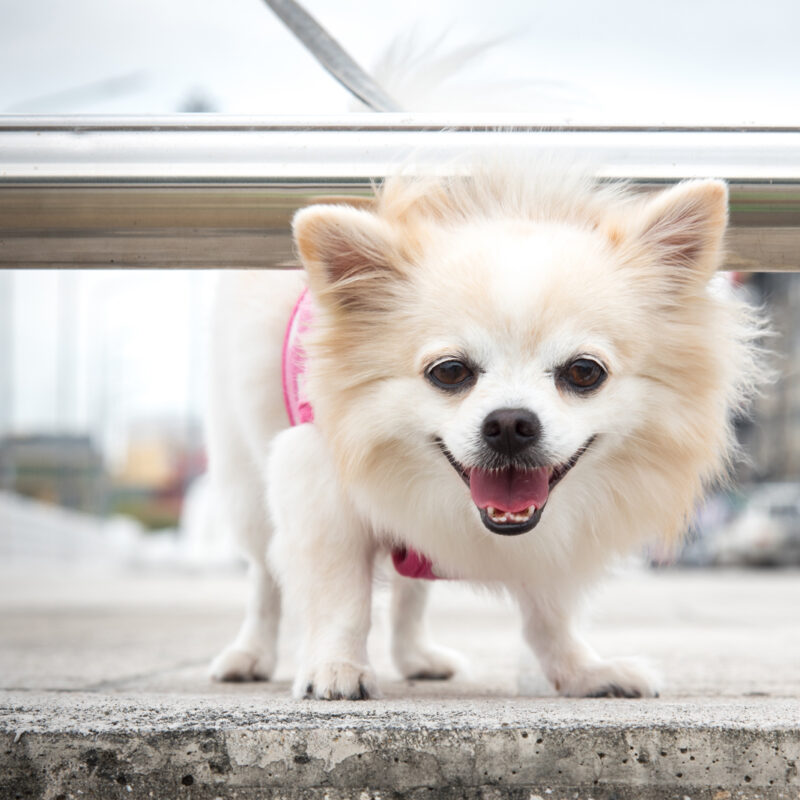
[[295, 661, 378, 700], [393, 642, 465, 681], [209, 646, 275, 682], [556, 657, 661, 699]]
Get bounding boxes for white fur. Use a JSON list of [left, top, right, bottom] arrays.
[[207, 162, 763, 700]]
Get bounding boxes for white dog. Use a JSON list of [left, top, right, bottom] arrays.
[[207, 161, 762, 700]]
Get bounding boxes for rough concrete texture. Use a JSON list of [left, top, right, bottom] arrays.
[[1, 565, 799, 799]]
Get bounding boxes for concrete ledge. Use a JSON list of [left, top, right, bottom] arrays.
[[4, 695, 799, 800], [1, 567, 799, 799]]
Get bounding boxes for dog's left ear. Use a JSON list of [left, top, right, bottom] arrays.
[[293, 204, 404, 312], [634, 179, 728, 286]]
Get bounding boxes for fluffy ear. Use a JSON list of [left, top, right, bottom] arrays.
[[293, 204, 404, 311], [635, 179, 728, 285]]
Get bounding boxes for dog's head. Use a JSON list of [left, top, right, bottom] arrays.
[[293, 167, 755, 541]]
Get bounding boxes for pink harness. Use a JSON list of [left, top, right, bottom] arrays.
[[282, 289, 440, 580]]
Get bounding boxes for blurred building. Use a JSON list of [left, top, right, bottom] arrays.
[[112, 417, 206, 529], [0, 433, 106, 513], [744, 273, 800, 481]]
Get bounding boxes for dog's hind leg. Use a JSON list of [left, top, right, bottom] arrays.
[[390, 574, 465, 681], [209, 479, 281, 682], [210, 558, 281, 682]]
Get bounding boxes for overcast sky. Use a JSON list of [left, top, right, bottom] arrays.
[[1, 0, 799, 123]]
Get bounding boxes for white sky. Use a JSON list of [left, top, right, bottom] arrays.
[[1, 0, 799, 123], [4, 271, 213, 455], [1, 0, 799, 444]]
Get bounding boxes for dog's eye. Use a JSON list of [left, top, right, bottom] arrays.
[[427, 360, 475, 391], [559, 358, 607, 393]]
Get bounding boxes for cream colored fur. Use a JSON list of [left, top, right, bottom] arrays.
[[208, 161, 764, 700]]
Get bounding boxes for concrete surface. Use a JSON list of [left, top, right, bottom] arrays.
[[1, 564, 799, 799]]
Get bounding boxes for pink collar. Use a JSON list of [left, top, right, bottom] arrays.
[[282, 289, 440, 580], [281, 288, 315, 426]]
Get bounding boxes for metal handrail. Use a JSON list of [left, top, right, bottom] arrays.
[[2, 116, 800, 270]]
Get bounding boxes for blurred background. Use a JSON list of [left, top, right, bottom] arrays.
[[1, 0, 800, 569]]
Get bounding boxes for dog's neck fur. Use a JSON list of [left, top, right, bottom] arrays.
[[282, 287, 442, 581]]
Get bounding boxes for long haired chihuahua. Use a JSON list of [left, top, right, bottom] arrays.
[[207, 161, 762, 699]]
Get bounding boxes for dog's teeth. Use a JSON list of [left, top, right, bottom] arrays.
[[508, 506, 535, 523], [487, 505, 535, 524], [488, 506, 509, 523]]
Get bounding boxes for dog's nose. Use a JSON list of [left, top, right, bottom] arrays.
[[481, 408, 542, 456]]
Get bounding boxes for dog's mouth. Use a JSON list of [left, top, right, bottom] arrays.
[[436, 437, 595, 536]]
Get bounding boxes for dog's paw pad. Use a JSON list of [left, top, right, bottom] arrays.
[[559, 657, 661, 699], [296, 662, 377, 700], [209, 647, 274, 682], [586, 683, 642, 699], [394, 643, 465, 681]]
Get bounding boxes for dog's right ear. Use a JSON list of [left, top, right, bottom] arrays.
[[633, 179, 729, 288], [293, 205, 405, 312]]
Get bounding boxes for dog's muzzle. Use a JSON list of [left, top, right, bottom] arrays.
[[436, 437, 595, 535]]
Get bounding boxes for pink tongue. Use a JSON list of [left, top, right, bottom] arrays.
[[469, 466, 550, 512]]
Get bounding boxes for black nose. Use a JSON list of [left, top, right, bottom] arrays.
[[481, 407, 542, 457]]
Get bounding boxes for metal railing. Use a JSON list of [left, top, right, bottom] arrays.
[[2, 115, 800, 270]]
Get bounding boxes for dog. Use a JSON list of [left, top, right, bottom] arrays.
[[206, 160, 763, 699]]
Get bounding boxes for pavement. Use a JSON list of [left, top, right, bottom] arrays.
[[1, 562, 799, 800]]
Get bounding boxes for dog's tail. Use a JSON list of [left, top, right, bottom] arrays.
[[352, 30, 583, 114]]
